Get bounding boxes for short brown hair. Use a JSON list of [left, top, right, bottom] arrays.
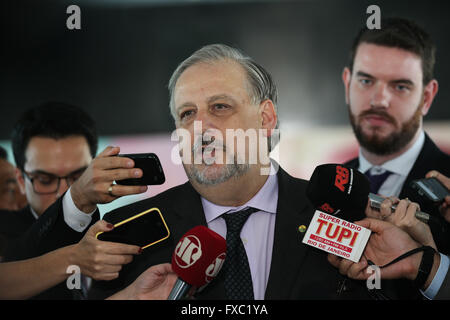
[[348, 17, 436, 85]]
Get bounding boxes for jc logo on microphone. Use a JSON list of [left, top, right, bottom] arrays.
[[174, 235, 203, 268], [205, 253, 226, 283]]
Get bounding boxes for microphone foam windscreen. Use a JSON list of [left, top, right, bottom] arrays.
[[306, 164, 370, 221], [171, 226, 226, 288]]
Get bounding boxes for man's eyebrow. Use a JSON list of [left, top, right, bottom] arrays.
[[356, 71, 374, 78], [390, 79, 415, 86], [356, 71, 415, 86], [176, 94, 238, 113], [206, 94, 238, 104], [176, 102, 196, 114], [29, 166, 87, 176]]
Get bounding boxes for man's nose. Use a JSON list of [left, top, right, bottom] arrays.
[[371, 83, 391, 109], [195, 110, 224, 138], [56, 178, 70, 198]]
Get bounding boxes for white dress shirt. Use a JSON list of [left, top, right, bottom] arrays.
[[62, 189, 95, 232], [358, 131, 425, 198], [357, 130, 448, 299], [202, 164, 278, 300]]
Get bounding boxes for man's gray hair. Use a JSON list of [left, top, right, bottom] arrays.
[[168, 44, 278, 124]]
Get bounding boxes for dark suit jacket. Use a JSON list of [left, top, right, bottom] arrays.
[[344, 133, 450, 254], [89, 167, 372, 300], [0, 206, 35, 249], [0, 197, 100, 299]]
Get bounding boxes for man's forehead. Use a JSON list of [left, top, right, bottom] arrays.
[[174, 60, 250, 104], [353, 43, 423, 81], [24, 136, 91, 172]]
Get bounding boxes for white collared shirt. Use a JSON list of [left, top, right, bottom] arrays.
[[358, 131, 425, 197], [202, 164, 279, 300], [357, 131, 449, 299], [29, 191, 94, 232]]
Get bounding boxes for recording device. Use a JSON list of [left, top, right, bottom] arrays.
[[411, 177, 449, 203], [168, 226, 226, 300], [306, 164, 434, 224], [368, 193, 431, 224], [96, 207, 170, 250], [116, 153, 165, 186]]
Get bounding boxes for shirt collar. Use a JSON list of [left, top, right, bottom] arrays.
[[359, 130, 425, 176], [29, 206, 39, 220], [202, 164, 278, 224]]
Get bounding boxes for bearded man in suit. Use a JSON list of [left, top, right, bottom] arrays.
[[341, 18, 450, 254]]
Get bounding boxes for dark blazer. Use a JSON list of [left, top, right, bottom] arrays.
[[89, 166, 372, 300], [344, 133, 450, 254], [0, 206, 36, 249], [0, 197, 100, 299]]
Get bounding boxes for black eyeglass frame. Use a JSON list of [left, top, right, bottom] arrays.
[[22, 167, 88, 195]]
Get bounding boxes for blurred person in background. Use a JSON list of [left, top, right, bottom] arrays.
[[0, 146, 27, 261], [342, 18, 450, 254], [0, 146, 27, 212], [0, 102, 143, 299]]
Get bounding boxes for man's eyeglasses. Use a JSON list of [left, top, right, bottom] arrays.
[[23, 167, 87, 195]]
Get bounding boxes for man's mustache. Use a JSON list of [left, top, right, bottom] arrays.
[[358, 109, 397, 126], [192, 134, 226, 154]]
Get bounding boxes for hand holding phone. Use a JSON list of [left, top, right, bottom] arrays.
[[116, 153, 165, 186], [96, 208, 170, 250], [70, 146, 150, 214], [411, 177, 449, 203]]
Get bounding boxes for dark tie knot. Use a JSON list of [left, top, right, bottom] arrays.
[[364, 169, 393, 194], [222, 207, 258, 233]]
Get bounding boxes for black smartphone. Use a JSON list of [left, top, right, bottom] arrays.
[[96, 208, 170, 249], [411, 177, 449, 203], [116, 153, 165, 186]]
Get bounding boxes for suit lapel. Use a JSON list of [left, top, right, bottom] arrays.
[[166, 182, 228, 299], [265, 168, 314, 299], [167, 181, 208, 243], [167, 170, 316, 299], [399, 134, 438, 199]]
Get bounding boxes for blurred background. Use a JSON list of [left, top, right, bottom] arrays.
[[1, 0, 449, 214]]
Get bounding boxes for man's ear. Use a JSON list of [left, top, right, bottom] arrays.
[[421, 79, 438, 116], [342, 67, 352, 105], [15, 167, 26, 194], [259, 99, 277, 137]]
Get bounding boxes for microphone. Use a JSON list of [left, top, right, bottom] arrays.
[[368, 193, 431, 223], [168, 226, 226, 300], [306, 163, 433, 224], [306, 163, 369, 222]]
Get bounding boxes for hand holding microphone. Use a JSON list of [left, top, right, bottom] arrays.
[[109, 225, 226, 300], [107, 263, 177, 300], [306, 164, 439, 239], [366, 196, 437, 249], [168, 226, 226, 300], [327, 217, 439, 291]]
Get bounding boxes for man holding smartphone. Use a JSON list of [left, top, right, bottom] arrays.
[[0, 102, 145, 299], [341, 18, 450, 254]]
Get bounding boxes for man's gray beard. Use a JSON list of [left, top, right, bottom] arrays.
[[185, 134, 251, 185], [185, 162, 250, 186]]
